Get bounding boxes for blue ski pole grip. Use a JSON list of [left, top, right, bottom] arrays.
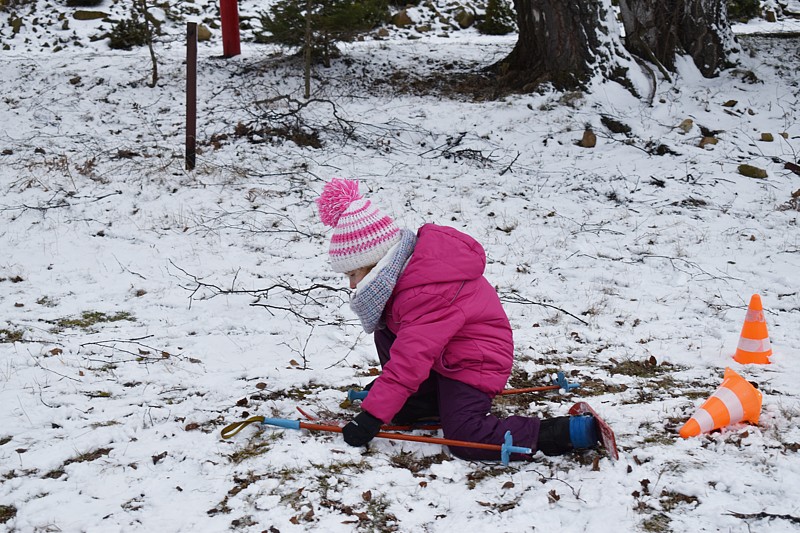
[[501, 430, 533, 465], [348, 389, 369, 401], [260, 418, 301, 430], [556, 371, 580, 391]]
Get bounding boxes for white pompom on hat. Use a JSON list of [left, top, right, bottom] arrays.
[[316, 178, 402, 273]]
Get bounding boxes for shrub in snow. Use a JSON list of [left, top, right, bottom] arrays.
[[256, 0, 390, 66], [477, 0, 516, 35]]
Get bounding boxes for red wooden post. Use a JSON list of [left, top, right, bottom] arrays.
[[220, 0, 241, 57], [186, 22, 197, 171]]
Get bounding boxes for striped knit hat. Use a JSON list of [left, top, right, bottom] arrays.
[[316, 178, 401, 273]]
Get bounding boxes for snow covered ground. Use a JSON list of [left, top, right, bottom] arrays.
[[2, 1, 800, 532]]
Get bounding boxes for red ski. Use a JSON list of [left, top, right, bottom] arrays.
[[296, 406, 342, 426], [568, 402, 619, 461]]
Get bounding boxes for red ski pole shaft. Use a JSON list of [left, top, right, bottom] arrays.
[[298, 421, 505, 452], [498, 385, 560, 395], [348, 373, 577, 402]]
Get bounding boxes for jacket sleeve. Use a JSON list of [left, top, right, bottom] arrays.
[[361, 290, 466, 423]]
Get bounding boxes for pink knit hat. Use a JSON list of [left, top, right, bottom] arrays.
[[316, 178, 401, 273]]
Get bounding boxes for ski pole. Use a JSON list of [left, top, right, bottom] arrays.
[[221, 416, 531, 465], [296, 406, 442, 432], [347, 371, 579, 401]]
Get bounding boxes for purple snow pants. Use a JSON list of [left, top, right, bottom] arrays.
[[375, 328, 540, 461]]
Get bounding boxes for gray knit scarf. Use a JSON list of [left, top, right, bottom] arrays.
[[350, 229, 416, 334]]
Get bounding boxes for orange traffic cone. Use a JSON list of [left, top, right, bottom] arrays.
[[679, 367, 762, 438], [733, 294, 772, 364]]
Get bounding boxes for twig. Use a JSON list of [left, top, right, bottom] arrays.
[[80, 336, 192, 365], [523, 465, 585, 502], [726, 511, 800, 525], [631, 254, 744, 282], [249, 302, 324, 324], [0, 190, 122, 214], [170, 261, 346, 300], [280, 325, 315, 370], [113, 254, 147, 280], [498, 292, 589, 326], [499, 152, 520, 176], [326, 330, 366, 369], [188, 207, 315, 238], [26, 350, 81, 383], [419, 132, 465, 157], [250, 94, 356, 141], [170, 261, 348, 325]]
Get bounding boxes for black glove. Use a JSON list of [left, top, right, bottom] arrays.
[[342, 411, 382, 447]]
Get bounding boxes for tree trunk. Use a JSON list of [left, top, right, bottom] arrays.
[[618, 0, 680, 75], [304, 0, 312, 98], [499, 0, 628, 90], [139, 0, 158, 88], [619, 0, 737, 78], [679, 0, 737, 77]]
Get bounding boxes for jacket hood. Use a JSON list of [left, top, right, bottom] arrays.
[[395, 224, 486, 290]]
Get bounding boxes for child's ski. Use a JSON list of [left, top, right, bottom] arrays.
[[296, 406, 342, 426], [568, 402, 619, 461]]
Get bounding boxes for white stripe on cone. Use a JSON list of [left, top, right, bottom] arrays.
[[737, 337, 771, 353], [714, 387, 744, 424], [745, 309, 765, 322], [693, 409, 715, 433], [689, 385, 747, 433]]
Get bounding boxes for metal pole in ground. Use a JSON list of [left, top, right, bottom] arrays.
[[186, 22, 197, 171]]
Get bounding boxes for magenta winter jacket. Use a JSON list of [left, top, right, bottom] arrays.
[[361, 224, 514, 423]]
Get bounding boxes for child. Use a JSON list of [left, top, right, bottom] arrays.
[[316, 178, 599, 460]]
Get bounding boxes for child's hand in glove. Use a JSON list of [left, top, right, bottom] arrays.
[[342, 411, 382, 446]]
